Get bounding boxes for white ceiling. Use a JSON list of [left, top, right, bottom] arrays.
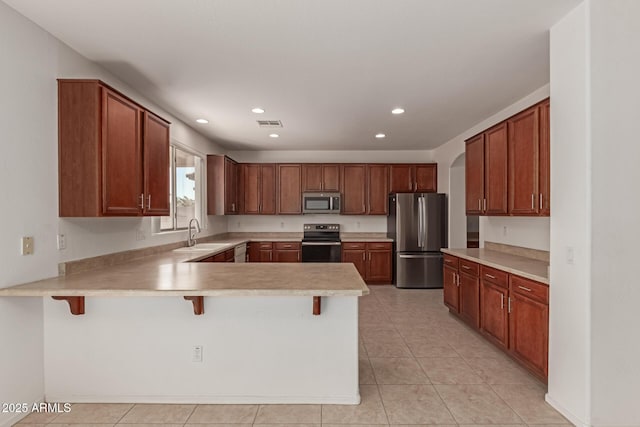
[[4, 0, 580, 151]]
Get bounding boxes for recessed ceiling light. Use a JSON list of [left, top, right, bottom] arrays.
[[391, 108, 405, 115], [196, 118, 208, 124], [252, 107, 265, 114], [375, 133, 386, 139], [269, 133, 279, 138]]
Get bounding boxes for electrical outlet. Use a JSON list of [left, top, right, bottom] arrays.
[[280, 222, 284, 229], [21, 236, 34, 255], [566, 246, 575, 265], [357, 221, 361, 229], [192, 345, 203, 363], [57, 234, 66, 250], [503, 226, 507, 236], [136, 229, 146, 241]]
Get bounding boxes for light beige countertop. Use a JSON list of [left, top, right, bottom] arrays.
[[0, 250, 369, 296], [441, 248, 549, 285], [340, 233, 393, 242]]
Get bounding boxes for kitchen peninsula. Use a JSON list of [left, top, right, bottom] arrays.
[[0, 245, 368, 405]]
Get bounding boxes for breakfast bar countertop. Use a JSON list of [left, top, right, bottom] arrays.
[[441, 247, 549, 284]]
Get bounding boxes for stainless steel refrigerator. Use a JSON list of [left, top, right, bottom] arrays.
[[387, 193, 447, 289]]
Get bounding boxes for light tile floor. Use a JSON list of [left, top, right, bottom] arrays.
[[15, 287, 570, 427]]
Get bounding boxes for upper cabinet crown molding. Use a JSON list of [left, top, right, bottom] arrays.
[[58, 79, 170, 217]]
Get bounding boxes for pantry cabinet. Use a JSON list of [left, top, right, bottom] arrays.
[[58, 79, 170, 217]]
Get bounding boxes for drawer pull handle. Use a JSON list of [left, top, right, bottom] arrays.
[[518, 285, 532, 292], [485, 274, 496, 279], [461, 265, 471, 270]]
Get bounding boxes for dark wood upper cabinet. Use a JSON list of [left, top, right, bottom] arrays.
[[415, 164, 437, 192], [142, 111, 170, 216], [539, 99, 551, 216], [367, 164, 389, 215], [484, 123, 508, 215], [240, 163, 276, 214], [390, 165, 414, 192], [465, 98, 550, 217], [341, 164, 367, 214], [465, 134, 485, 215], [390, 164, 438, 193], [302, 164, 340, 192], [277, 164, 302, 214], [508, 105, 540, 215], [207, 155, 239, 215], [58, 79, 170, 217]]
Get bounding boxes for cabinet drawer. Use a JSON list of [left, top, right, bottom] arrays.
[[366, 242, 392, 250], [256, 242, 273, 249], [459, 259, 479, 276], [443, 254, 459, 269], [510, 275, 548, 304], [274, 242, 301, 250], [342, 242, 366, 250], [481, 265, 508, 288]]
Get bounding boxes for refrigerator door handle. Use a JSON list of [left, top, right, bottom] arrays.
[[421, 196, 427, 248], [417, 196, 422, 248]]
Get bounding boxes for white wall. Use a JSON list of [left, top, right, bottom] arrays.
[[431, 86, 552, 251], [228, 215, 386, 233], [449, 155, 467, 248], [0, 3, 222, 425], [547, 5, 591, 425], [589, 1, 640, 425]]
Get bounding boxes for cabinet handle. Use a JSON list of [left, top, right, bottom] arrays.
[[297, 252, 300, 261], [270, 252, 272, 261], [508, 297, 512, 313], [461, 265, 471, 270], [369, 253, 371, 261], [259, 203, 262, 212], [539, 193, 543, 210], [147, 194, 151, 210], [478, 199, 481, 211], [455, 272, 459, 287], [531, 194, 535, 210], [485, 273, 496, 279], [362, 203, 365, 212], [518, 285, 532, 292], [501, 293, 504, 310], [483, 198, 486, 211], [232, 203, 235, 212], [362, 252, 365, 261], [139, 193, 144, 209]]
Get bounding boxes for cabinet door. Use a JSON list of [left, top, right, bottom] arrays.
[[465, 134, 485, 215], [341, 165, 367, 214], [415, 164, 437, 192], [242, 164, 261, 214], [302, 164, 323, 191], [260, 164, 276, 214], [480, 281, 509, 348], [390, 165, 414, 193], [258, 249, 273, 262], [277, 164, 302, 214], [484, 123, 508, 215], [508, 106, 539, 215], [342, 249, 367, 279], [366, 245, 393, 284], [459, 273, 480, 328], [509, 291, 549, 379], [224, 158, 239, 214], [367, 165, 389, 215], [322, 164, 341, 191], [274, 250, 300, 263], [101, 88, 143, 215], [539, 99, 550, 216], [247, 243, 260, 262], [142, 112, 170, 216], [443, 265, 460, 312]]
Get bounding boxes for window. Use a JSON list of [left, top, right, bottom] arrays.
[[160, 145, 204, 231]]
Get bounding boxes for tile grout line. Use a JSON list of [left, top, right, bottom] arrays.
[[114, 403, 135, 425], [183, 403, 198, 425]]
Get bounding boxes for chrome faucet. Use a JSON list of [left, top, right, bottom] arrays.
[[187, 218, 201, 247]]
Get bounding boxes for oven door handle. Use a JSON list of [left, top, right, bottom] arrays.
[[301, 242, 342, 246]]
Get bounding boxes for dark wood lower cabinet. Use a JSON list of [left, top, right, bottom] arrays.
[[200, 249, 235, 263], [443, 253, 549, 382], [342, 242, 392, 284], [247, 241, 301, 263]]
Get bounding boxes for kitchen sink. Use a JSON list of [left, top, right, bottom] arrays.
[[173, 243, 229, 252]]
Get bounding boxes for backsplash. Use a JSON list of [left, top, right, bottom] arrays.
[[480, 216, 550, 251], [227, 215, 387, 233]]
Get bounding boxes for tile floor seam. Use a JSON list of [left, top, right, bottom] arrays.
[[430, 380, 461, 425], [374, 382, 391, 425], [114, 403, 135, 424], [487, 382, 533, 426], [183, 403, 198, 425], [251, 404, 260, 424]]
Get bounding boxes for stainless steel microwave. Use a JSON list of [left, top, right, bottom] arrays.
[[302, 192, 341, 214]]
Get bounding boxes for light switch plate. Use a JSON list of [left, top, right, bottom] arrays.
[[21, 236, 34, 255]]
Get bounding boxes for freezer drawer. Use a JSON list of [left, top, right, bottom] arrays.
[[395, 252, 443, 289]]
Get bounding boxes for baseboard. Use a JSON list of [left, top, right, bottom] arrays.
[[44, 393, 361, 405], [545, 392, 589, 427]]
